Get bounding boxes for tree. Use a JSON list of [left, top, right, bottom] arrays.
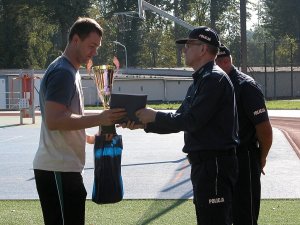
[[215, 0, 240, 42], [0, 0, 280, 69], [210, 0, 236, 31], [262, 0, 300, 39], [36, 0, 92, 51], [0, 0, 57, 68], [94, 0, 143, 67], [254, 0, 300, 66]]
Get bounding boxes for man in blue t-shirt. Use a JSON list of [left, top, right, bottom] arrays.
[[216, 44, 273, 225], [33, 17, 126, 225]]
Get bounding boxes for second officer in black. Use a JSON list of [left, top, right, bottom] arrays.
[[216, 44, 273, 225], [129, 26, 239, 225]]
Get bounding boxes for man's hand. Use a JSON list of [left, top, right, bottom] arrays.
[[86, 133, 96, 144], [261, 157, 267, 175], [99, 108, 127, 126], [135, 108, 157, 124], [44, 101, 126, 130], [256, 120, 273, 175]]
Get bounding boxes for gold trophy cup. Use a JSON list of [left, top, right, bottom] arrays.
[[91, 65, 116, 134]]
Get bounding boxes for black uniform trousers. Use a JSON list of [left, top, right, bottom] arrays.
[[188, 149, 238, 225], [34, 169, 87, 225], [232, 145, 261, 225]]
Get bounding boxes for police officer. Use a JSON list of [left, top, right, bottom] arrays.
[[125, 26, 239, 225], [216, 44, 273, 225]]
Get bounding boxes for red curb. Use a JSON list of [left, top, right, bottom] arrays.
[[278, 128, 300, 160]]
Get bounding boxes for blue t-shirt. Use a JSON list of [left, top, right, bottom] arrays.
[[39, 56, 77, 116], [33, 56, 86, 172]]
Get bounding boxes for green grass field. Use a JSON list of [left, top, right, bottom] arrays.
[[2, 100, 299, 224], [265, 99, 300, 109], [146, 100, 300, 110], [86, 99, 300, 110], [0, 199, 299, 225]]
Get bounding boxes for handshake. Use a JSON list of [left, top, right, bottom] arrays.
[[118, 107, 157, 130], [92, 94, 156, 141], [108, 93, 156, 129]]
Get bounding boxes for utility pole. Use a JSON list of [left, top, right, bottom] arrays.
[[240, 0, 247, 73]]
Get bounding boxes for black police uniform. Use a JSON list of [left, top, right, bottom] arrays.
[[228, 67, 270, 225], [145, 61, 239, 225]]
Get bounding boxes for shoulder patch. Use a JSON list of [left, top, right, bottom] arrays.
[[253, 108, 266, 116]]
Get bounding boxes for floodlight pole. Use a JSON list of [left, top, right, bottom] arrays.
[[113, 41, 128, 69], [141, 0, 195, 31]]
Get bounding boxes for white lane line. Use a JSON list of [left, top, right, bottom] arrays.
[[0, 136, 23, 143]]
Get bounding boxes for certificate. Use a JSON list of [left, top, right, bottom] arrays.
[[109, 93, 147, 123]]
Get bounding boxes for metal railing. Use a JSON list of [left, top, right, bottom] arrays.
[[0, 91, 20, 110]]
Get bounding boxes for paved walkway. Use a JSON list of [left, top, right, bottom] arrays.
[[0, 110, 299, 200]]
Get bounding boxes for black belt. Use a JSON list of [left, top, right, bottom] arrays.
[[187, 148, 236, 163]]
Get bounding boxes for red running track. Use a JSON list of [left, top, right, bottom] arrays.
[[270, 117, 300, 159]]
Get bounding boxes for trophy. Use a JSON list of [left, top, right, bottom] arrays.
[[90, 64, 124, 204], [91, 65, 116, 134]]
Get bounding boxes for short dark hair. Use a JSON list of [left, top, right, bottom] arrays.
[[68, 17, 103, 43], [206, 44, 219, 55]]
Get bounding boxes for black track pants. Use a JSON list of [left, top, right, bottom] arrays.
[[34, 169, 87, 225], [189, 152, 238, 225], [233, 147, 261, 225]]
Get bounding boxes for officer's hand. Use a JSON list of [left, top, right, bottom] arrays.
[[136, 108, 157, 124], [261, 157, 266, 175], [117, 121, 145, 130]]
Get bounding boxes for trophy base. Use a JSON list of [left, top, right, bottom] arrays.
[[99, 125, 116, 135]]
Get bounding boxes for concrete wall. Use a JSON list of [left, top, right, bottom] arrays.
[[252, 71, 300, 99], [81, 77, 192, 105], [1, 68, 300, 109]]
